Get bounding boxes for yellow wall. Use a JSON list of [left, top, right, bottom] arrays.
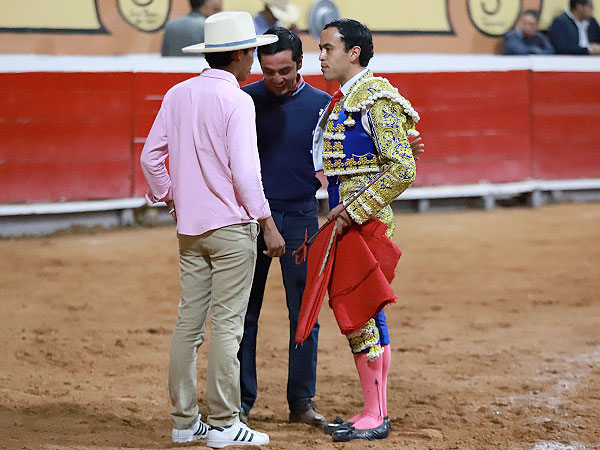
[[0, 0, 597, 55]]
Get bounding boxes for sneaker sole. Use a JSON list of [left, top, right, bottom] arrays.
[[207, 438, 269, 449], [172, 435, 204, 443]]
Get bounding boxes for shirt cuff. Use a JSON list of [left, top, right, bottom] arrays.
[[145, 187, 173, 205]]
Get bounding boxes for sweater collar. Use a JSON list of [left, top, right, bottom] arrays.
[[291, 74, 305, 97]]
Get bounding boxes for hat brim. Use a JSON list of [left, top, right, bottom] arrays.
[[182, 34, 278, 54], [268, 3, 300, 23]]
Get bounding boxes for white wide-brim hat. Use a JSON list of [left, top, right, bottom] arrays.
[[183, 11, 278, 54], [265, 0, 300, 23]]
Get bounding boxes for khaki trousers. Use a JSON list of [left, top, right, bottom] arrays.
[[169, 223, 258, 429]]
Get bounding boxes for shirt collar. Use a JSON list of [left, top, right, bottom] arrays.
[[566, 8, 590, 26], [291, 74, 305, 97], [340, 68, 369, 96], [200, 68, 240, 88]]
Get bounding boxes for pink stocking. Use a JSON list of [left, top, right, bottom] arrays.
[[349, 352, 384, 429], [381, 344, 391, 417]]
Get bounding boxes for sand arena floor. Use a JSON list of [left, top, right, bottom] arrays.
[[1, 202, 599, 450]]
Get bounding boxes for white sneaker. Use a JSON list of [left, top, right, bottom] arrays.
[[207, 421, 269, 448], [172, 417, 209, 443]]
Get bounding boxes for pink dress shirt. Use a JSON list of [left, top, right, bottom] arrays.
[[140, 68, 271, 236]]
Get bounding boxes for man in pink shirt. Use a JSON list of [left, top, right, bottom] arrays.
[[140, 11, 284, 449]]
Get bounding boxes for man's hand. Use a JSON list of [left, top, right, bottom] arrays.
[[589, 43, 600, 55], [259, 217, 286, 257], [327, 203, 353, 235], [166, 200, 176, 222], [410, 136, 425, 161]]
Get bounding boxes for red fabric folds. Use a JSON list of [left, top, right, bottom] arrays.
[[294, 221, 337, 345], [329, 219, 401, 335], [295, 218, 402, 344]]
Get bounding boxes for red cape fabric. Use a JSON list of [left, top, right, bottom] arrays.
[[294, 221, 337, 345], [295, 218, 402, 344]]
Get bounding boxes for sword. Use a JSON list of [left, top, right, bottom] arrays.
[[293, 165, 393, 265]]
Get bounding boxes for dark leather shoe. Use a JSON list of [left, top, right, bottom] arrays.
[[332, 420, 390, 442], [324, 416, 353, 435], [384, 416, 391, 432], [239, 409, 249, 425], [289, 400, 326, 426]]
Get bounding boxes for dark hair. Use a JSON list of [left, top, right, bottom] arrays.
[[204, 50, 234, 68], [257, 27, 303, 62], [570, 0, 591, 9], [204, 48, 251, 68], [324, 19, 374, 67], [190, 0, 206, 9], [521, 9, 540, 20]]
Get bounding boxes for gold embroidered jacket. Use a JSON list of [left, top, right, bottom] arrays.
[[323, 70, 419, 235]]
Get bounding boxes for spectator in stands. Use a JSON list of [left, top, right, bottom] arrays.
[[161, 0, 222, 57], [253, 0, 300, 35], [548, 0, 600, 55], [502, 10, 554, 55]]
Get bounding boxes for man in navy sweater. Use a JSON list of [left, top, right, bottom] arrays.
[[549, 0, 600, 55], [238, 27, 330, 427]]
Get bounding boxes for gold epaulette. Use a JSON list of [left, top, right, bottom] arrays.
[[343, 75, 420, 126]]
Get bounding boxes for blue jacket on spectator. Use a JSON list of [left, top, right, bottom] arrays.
[[502, 28, 554, 55], [549, 11, 600, 54]]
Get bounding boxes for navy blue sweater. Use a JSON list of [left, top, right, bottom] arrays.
[[243, 80, 330, 211]]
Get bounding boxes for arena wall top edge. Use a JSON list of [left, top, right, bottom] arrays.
[[2, 54, 600, 75]]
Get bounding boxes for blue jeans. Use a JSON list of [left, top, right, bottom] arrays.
[[238, 204, 320, 413]]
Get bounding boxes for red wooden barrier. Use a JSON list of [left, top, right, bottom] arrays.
[[1, 65, 599, 205], [0, 72, 133, 203], [384, 71, 532, 186], [130, 70, 533, 194], [530, 72, 600, 180]]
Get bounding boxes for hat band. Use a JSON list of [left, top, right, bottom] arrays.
[[205, 37, 258, 48]]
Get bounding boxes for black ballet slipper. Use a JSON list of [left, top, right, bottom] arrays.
[[332, 420, 390, 442], [323, 416, 353, 435]]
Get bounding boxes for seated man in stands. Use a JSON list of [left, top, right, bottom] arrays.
[[161, 0, 222, 57], [548, 0, 600, 55], [502, 10, 554, 55]]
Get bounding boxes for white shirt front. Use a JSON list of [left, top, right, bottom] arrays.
[[566, 8, 591, 49]]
